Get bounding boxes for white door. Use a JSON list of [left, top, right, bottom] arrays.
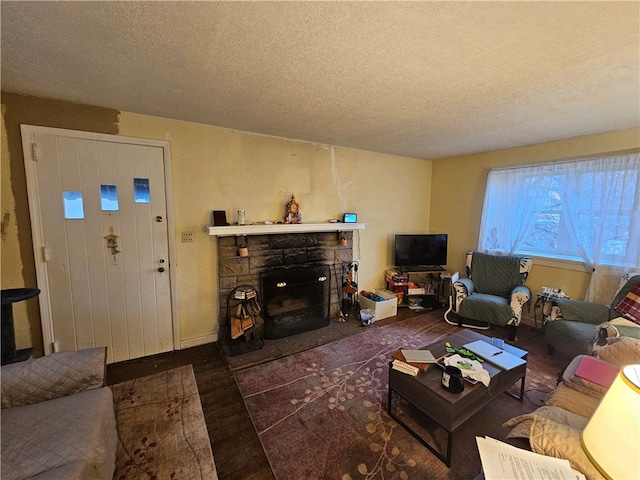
[[21, 125, 178, 363]]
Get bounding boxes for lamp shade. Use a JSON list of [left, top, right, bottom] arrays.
[[581, 364, 640, 480]]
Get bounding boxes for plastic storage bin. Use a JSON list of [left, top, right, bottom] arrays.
[[358, 290, 398, 321]]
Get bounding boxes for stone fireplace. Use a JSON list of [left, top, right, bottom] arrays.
[[216, 230, 355, 344]]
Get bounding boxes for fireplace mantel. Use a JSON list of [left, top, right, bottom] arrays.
[[207, 222, 365, 237]]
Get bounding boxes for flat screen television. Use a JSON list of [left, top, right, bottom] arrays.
[[394, 234, 448, 269]]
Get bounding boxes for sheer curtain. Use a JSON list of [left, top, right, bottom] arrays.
[[478, 152, 640, 303], [478, 164, 555, 254], [560, 153, 640, 302]]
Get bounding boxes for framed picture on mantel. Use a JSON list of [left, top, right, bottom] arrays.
[[212, 210, 229, 226]]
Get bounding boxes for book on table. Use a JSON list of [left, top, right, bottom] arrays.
[[391, 359, 419, 376], [400, 349, 436, 363], [391, 349, 431, 371], [574, 355, 620, 388]]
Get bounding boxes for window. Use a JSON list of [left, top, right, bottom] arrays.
[[478, 153, 640, 269], [133, 178, 150, 204], [63, 191, 84, 219], [100, 184, 119, 211]]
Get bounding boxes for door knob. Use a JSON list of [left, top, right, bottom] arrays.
[[158, 267, 165, 273]]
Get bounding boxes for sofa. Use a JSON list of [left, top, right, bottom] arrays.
[[545, 273, 640, 358], [1, 347, 117, 480], [503, 336, 640, 480]]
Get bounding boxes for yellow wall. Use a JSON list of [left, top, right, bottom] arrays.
[[430, 128, 640, 306], [117, 112, 432, 345], [1, 94, 431, 353], [0, 107, 35, 347]]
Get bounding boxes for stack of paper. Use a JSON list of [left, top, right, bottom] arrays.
[[476, 437, 585, 479]]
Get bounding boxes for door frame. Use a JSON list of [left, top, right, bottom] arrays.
[[20, 124, 180, 355]]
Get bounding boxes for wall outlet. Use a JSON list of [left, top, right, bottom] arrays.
[[181, 231, 195, 243]]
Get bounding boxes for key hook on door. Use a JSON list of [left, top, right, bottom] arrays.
[[104, 227, 121, 264]]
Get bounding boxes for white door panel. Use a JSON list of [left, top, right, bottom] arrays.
[[21, 126, 176, 363]]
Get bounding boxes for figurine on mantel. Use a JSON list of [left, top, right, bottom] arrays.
[[285, 194, 302, 224]]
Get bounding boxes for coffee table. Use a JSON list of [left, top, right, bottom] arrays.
[[387, 329, 527, 466]]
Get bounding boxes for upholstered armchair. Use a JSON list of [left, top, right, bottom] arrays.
[[545, 273, 640, 358], [445, 251, 533, 340]]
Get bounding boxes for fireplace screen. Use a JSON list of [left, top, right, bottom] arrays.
[[262, 265, 331, 339]]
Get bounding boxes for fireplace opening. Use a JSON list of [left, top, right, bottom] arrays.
[[262, 265, 331, 339]]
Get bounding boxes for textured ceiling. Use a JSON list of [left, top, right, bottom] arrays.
[[1, 1, 639, 160]]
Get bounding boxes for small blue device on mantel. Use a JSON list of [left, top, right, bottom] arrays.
[[343, 213, 357, 223]]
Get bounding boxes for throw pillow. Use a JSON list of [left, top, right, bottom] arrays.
[[529, 417, 605, 480], [595, 336, 640, 367], [1, 347, 107, 409], [545, 384, 601, 419], [592, 322, 620, 353], [615, 282, 640, 324]]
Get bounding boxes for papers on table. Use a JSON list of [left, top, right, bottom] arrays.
[[476, 437, 585, 480], [401, 349, 436, 363]]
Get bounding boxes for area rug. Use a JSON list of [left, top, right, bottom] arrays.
[[234, 314, 567, 480], [111, 365, 218, 480]]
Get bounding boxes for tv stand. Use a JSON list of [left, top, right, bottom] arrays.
[[397, 265, 444, 273], [385, 268, 449, 310]]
